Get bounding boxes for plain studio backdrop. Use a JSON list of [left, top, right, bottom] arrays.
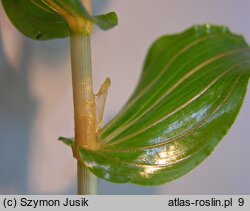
[[0, 0, 249, 194]]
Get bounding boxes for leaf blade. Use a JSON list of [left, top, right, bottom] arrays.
[[43, 0, 118, 30], [1, 0, 69, 40], [1, 0, 118, 40], [77, 25, 250, 185]]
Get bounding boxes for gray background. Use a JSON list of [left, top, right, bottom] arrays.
[[0, 0, 249, 194]]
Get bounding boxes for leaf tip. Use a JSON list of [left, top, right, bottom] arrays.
[[95, 11, 118, 30]]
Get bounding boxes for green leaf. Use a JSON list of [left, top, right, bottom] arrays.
[[1, 0, 118, 40], [1, 0, 69, 40], [60, 25, 250, 185], [91, 12, 118, 30], [41, 0, 118, 30]]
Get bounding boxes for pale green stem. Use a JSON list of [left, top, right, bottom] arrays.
[[77, 161, 97, 195], [70, 32, 97, 195]]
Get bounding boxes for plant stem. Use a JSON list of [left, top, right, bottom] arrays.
[[77, 161, 97, 195], [70, 32, 97, 195]]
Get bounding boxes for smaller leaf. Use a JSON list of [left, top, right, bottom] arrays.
[[1, 0, 69, 40], [43, 0, 118, 31], [1, 0, 118, 40]]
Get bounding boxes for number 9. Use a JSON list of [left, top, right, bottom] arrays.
[[238, 198, 244, 206]]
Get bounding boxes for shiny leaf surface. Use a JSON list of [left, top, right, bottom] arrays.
[[1, 0, 118, 40], [61, 25, 250, 185]]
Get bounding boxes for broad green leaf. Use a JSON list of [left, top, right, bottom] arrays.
[[60, 25, 250, 185], [1, 0, 118, 40]]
